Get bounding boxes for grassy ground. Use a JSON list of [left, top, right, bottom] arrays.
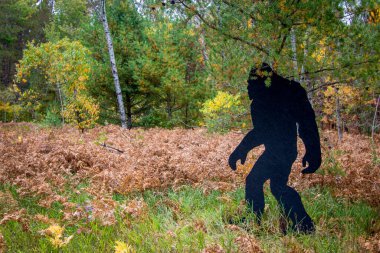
[[0, 183, 377, 253]]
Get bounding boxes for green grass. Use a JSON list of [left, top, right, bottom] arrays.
[[0, 184, 378, 252]]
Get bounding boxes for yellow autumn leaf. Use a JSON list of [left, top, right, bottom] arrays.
[[47, 225, 64, 236], [114, 241, 135, 253], [41, 225, 73, 248]]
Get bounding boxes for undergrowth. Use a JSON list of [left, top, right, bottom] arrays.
[[0, 184, 378, 253]]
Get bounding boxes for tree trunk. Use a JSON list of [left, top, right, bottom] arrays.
[[184, 103, 189, 126], [125, 93, 132, 129], [372, 95, 380, 140], [290, 28, 299, 81], [335, 87, 343, 142], [193, 16, 208, 67], [56, 83, 64, 124], [301, 30, 313, 106], [100, 0, 127, 128], [166, 102, 172, 120], [199, 28, 208, 66], [166, 93, 173, 120]]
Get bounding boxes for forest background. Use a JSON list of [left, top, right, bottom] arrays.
[[0, 0, 379, 137]]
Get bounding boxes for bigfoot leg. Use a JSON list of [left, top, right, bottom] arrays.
[[245, 156, 269, 224], [270, 174, 315, 233]]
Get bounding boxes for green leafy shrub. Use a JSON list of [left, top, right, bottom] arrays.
[[201, 91, 245, 132], [42, 104, 62, 127]]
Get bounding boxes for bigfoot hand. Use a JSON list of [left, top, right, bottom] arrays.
[[228, 148, 247, 171], [301, 151, 321, 174]]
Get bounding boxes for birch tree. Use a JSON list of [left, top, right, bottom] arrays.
[[99, 0, 127, 128]]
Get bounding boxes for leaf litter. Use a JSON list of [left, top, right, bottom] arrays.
[[0, 123, 379, 250]]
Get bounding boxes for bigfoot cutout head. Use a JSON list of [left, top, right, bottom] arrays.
[[247, 63, 274, 100]]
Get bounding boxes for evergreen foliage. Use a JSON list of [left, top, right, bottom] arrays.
[[0, 0, 378, 135]]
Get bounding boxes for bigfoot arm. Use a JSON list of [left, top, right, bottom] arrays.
[[228, 129, 262, 171], [295, 87, 322, 174]]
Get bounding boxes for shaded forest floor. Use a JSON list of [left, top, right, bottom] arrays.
[[0, 123, 379, 252]]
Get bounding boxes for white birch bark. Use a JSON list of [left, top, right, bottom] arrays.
[[290, 28, 299, 81], [199, 28, 209, 64], [301, 29, 313, 106], [194, 16, 208, 65], [100, 0, 127, 128]]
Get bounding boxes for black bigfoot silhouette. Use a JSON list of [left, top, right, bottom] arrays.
[[228, 63, 321, 233]]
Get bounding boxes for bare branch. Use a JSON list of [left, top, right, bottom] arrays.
[[100, 142, 125, 153]]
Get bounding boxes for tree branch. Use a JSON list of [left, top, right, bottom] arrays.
[[287, 60, 378, 79], [177, 0, 270, 55], [100, 142, 125, 153], [221, 0, 256, 21], [307, 80, 351, 93], [277, 27, 291, 54]]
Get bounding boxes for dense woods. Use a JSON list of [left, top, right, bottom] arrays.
[[0, 0, 379, 137]]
